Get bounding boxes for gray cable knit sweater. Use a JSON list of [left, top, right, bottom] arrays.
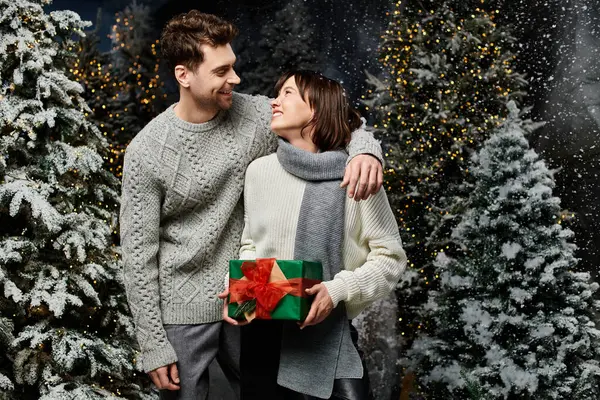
[[119, 92, 383, 372]]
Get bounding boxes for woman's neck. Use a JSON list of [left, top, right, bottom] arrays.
[[285, 135, 318, 153]]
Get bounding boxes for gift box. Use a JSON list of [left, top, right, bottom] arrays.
[[228, 258, 322, 322]]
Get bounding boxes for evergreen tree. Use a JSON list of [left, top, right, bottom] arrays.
[[0, 317, 15, 398], [365, 0, 527, 344], [69, 12, 127, 180], [237, 0, 321, 96], [109, 0, 166, 167], [406, 102, 600, 399], [0, 1, 153, 398]]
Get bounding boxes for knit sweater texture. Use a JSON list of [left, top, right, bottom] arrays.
[[119, 92, 383, 372], [240, 153, 407, 319]]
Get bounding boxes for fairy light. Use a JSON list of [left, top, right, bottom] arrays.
[[70, 10, 165, 180], [366, 0, 526, 347]]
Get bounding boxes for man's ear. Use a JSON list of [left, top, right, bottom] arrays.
[[174, 65, 190, 88]]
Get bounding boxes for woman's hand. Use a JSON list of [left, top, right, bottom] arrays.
[[218, 288, 249, 326], [299, 283, 334, 329]]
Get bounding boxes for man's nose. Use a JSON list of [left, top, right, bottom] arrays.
[[229, 70, 241, 85]]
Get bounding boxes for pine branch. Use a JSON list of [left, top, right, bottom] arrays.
[[233, 299, 256, 319]]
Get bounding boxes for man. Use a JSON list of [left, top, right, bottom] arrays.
[[119, 10, 384, 400]]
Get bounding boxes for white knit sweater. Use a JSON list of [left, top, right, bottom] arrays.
[[239, 153, 407, 319]]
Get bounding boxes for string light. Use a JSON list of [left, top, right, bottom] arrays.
[[70, 10, 165, 180], [366, 0, 526, 352]]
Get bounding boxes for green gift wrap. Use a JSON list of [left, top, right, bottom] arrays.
[[228, 258, 322, 321]]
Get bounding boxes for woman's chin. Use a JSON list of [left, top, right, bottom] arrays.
[[271, 128, 287, 139]]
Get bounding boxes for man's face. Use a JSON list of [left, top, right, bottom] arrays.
[[186, 43, 240, 111]]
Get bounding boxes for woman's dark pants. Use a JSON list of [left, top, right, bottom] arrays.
[[240, 320, 372, 400]]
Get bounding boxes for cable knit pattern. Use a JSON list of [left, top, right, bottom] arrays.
[[240, 154, 407, 319], [120, 93, 382, 372]]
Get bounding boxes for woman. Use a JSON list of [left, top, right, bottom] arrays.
[[224, 70, 406, 399]]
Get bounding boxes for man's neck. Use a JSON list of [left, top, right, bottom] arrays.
[[174, 95, 219, 124]]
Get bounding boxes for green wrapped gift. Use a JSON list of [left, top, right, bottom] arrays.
[[228, 258, 322, 321]]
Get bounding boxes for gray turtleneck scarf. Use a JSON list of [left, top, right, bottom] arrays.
[[275, 138, 363, 399]]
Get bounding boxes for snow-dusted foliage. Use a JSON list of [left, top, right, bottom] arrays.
[[236, 0, 322, 96], [0, 1, 153, 398], [406, 102, 600, 399], [68, 21, 126, 180], [354, 293, 403, 400], [0, 317, 15, 398], [67, 2, 165, 182], [365, 0, 528, 360], [109, 0, 153, 67]]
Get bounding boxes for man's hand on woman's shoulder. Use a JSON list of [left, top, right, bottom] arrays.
[[341, 154, 383, 201]]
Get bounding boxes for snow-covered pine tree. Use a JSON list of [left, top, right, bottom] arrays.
[[237, 0, 322, 96], [109, 0, 166, 157], [0, 1, 153, 398], [0, 316, 15, 398], [406, 101, 600, 399], [365, 0, 527, 346]]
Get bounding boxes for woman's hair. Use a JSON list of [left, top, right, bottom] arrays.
[[160, 11, 238, 73], [274, 70, 363, 152]]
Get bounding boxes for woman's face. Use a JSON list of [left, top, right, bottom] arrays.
[[270, 76, 314, 140]]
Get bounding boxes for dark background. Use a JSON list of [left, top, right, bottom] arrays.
[[49, 0, 391, 100], [49, 0, 600, 274]]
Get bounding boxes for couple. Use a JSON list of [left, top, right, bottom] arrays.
[[119, 10, 406, 400]]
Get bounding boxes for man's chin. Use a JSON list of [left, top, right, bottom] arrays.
[[218, 97, 234, 110]]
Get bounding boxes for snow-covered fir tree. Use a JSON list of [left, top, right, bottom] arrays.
[[0, 1, 153, 398], [365, 0, 527, 345], [108, 0, 166, 160], [0, 316, 15, 398], [237, 0, 322, 96], [406, 101, 600, 399]]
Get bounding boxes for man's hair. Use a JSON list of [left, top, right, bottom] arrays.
[[274, 70, 362, 152], [160, 11, 239, 73]]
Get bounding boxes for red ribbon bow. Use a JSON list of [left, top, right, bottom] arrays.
[[229, 258, 295, 319]]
